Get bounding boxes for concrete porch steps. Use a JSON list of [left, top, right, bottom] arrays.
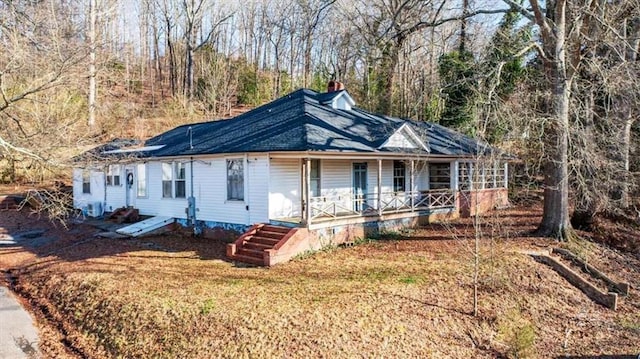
[[227, 224, 304, 266]]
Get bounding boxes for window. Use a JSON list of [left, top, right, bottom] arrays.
[[162, 163, 173, 198], [458, 162, 472, 190], [310, 159, 320, 197], [175, 162, 186, 198], [495, 162, 507, 188], [82, 170, 91, 194], [162, 162, 187, 198], [485, 162, 496, 188], [393, 160, 406, 192], [227, 159, 244, 201], [429, 163, 451, 190], [473, 163, 486, 189], [137, 164, 147, 197], [106, 165, 121, 186]]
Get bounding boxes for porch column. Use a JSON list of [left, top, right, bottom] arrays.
[[305, 158, 312, 226], [503, 162, 509, 188], [469, 162, 475, 190], [493, 161, 498, 188], [377, 159, 382, 216], [410, 160, 415, 211], [450, 161, 459, 191]]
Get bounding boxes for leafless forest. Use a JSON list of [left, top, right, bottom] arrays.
[[1, 0, 639, 238]]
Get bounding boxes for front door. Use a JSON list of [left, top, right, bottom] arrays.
[[125, 168, 135, 207], [353, 162, 368, 211]]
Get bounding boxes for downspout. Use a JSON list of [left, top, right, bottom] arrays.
[[245, 153, 250, 226], [189, 156, 201, 235], [103, 167, 107, 216]]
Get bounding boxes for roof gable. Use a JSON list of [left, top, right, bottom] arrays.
[[317, 90, 356, 111], [379, 123, 429, 152]]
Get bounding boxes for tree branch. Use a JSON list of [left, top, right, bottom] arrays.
[[397, 8, 514, 41]]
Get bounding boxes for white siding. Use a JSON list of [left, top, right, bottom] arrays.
[[321, 159, 351, 198], [248, 155, 269, 223], [192, 155, 268, 225], [73, 156, 269, 226], [269, 158, 301, 218], [320, 159, 401, 210], [321, 159, 352, 212], [104, 165, 126, 212], [381, 160, 393, 191], [415, 162, 429, 190], [72, 168, 105, 209], [135, 161, 188, 218], [383, 131, 416, 148]]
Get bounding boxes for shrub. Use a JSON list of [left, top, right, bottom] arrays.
[[497, 309, 536, 358]]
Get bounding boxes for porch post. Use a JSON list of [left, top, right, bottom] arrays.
[[304, 158, 312, 226], [410, 160, 415, 211], [450, 161, 459, 191], [503, 162, 509, 188], [469, 162, 475, 190], [493, 161, 498, 188], [377, 159, 382, 216]]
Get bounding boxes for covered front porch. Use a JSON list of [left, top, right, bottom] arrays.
[[267, 154, 507, 229]]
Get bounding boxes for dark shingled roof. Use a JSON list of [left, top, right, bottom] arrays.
[[101, 89, 493, 159]]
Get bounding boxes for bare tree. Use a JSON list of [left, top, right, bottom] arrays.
[[0, 1, 85, 164], [88, 0, 97, 128]]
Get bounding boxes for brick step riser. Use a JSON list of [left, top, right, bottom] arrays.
[[236, 248, 264, 258], [244, 242, 274, 251], [250, 237, 282, 245], [261, 226, 291, 234]]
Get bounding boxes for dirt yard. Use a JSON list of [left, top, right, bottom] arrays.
[[0, 199, 639, 358]]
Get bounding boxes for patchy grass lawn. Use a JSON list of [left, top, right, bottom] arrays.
[[1, 205, 639, 358]]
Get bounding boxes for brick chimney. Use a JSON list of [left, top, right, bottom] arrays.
[[327, 80, 344, 93]]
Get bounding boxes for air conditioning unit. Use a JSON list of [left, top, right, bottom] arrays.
[[86, 202, 103, 217]]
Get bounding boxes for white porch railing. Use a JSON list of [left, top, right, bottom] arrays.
[[309, 190, 456, 222]]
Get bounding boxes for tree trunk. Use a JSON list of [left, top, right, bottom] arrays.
[[167, 20, 177, 96], [620, 112, 633, 208], [304, 34, 312, 88], [185, 43, 195, 99], [377, 37, 402, 116], [536, 0, 572, 239], [88, 0, 97, 128]]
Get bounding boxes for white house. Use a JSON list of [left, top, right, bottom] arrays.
[[73, 83, 509, 265]]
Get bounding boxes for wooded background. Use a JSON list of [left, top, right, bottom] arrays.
[[0, 0, 638, 238]]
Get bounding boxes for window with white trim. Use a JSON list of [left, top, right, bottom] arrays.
[[162, 162, 186, 198], [310, 159, 320, 197], [106, 165, 121, 186], [82, 170, 91, 194], [162, 163, 172, 198], [227, 159, 244, 201], [458, 162, 472, 190], [174, 162, 186, 198], [429, 163, 451, 190], [137, 164, 147, 198], [472, 163, 485, 189], [486, 162, 496, 188], [495, 162, 506, 188], [393, 160, 406, 192]]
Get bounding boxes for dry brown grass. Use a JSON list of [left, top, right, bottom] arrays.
[[1, 205, 639, 358]]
